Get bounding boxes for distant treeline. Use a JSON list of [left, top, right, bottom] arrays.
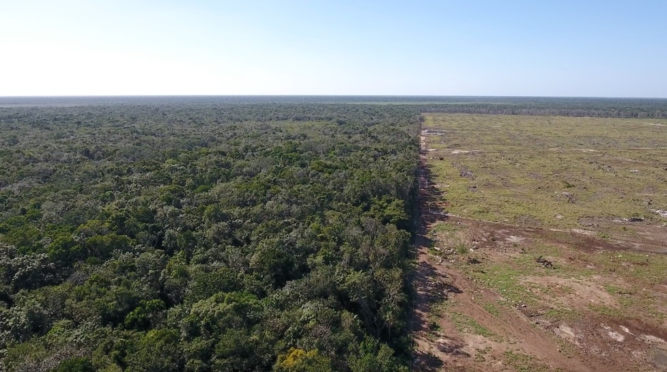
[[1, 96, 666, 118], [418, 100, 667, 118]]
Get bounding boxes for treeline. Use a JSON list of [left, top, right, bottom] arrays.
[[2, 96, 666, 118], [419, 104, 667, 118], [0, 104, 420, 371]]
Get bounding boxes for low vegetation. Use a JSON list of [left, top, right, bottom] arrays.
[[419, 113, 667, 371], [424, 114, 667, 229]]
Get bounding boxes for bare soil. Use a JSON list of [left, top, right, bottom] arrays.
[[412, 128, 667, 371]]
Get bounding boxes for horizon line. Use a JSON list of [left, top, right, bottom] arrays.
[[1, 94, 667, 100]]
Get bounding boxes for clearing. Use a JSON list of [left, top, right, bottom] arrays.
[[412, 114, 667, 371]]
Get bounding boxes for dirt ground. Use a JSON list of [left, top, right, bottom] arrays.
[[412, 120, 667, 371]]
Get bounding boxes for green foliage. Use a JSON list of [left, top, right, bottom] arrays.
[[124, 299, 165, 330], [276, 348, 333, 372], [0, 103, 420, 370], [124, 329, 182, 372], [349, 338, 408, 372], [54, 358, 95, 372]]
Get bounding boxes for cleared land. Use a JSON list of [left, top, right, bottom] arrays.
[[413, 114, 667, 371]]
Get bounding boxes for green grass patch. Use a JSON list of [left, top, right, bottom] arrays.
[[482, 302, 500, 317], [592, 251, 667, 286], [503, 351, 553, 372], [431, 221, 459, 234], [543, 308, 580, 322], [450, 312, 496, 338]]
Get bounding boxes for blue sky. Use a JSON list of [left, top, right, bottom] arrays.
[[1, 0, 665, 97]]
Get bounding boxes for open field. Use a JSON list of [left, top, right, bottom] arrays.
[[424, 114, 667, 232], [413, 114, 667, 371]]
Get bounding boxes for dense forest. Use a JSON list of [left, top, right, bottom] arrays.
[[0, 103, 420, 371]]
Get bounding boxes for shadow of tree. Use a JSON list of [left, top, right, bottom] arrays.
[[411, 350, 444, 372], [409, 129, 465, 368]]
